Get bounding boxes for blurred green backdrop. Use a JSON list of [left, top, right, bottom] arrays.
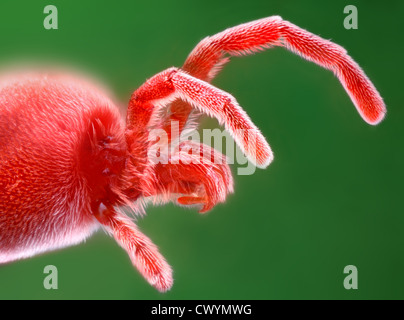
[[0, 0, 403, 300]]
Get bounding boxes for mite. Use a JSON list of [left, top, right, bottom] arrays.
[[0, 16, 385, 292]]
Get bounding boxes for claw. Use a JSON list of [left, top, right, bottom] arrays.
[[177, 196, 212, 213]]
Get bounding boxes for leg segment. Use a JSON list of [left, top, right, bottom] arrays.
[[166, 16, 385, 129], [94, 203, 173, 292], [146, 141, 234, 213], [126, 68, 272, 170]]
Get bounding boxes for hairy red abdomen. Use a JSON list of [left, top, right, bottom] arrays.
[[0, 73, 126, 263]]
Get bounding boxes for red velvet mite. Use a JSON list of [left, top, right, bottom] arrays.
[[0, 16, 385, 292]]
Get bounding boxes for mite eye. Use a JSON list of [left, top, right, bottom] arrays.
[[99, 136, 112, 146]]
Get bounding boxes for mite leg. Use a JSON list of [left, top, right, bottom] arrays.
[[127, 68, 272, 171], [144, 141, 234, 213], [94, 203, 173, 292], [166, 16, 385, 129]]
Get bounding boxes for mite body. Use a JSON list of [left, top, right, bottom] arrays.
[[0, 16, 385, 292], [0, 74, 125, 263]]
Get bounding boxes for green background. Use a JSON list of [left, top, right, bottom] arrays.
[[0, 0, 403, 300]]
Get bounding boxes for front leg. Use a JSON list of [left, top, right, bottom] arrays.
[[145, 141, 234, 213], [180, 16, 386, 125], [126, 67, 272, 172]]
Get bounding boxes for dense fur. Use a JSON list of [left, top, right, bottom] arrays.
[[0, 73, 126, 262]]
